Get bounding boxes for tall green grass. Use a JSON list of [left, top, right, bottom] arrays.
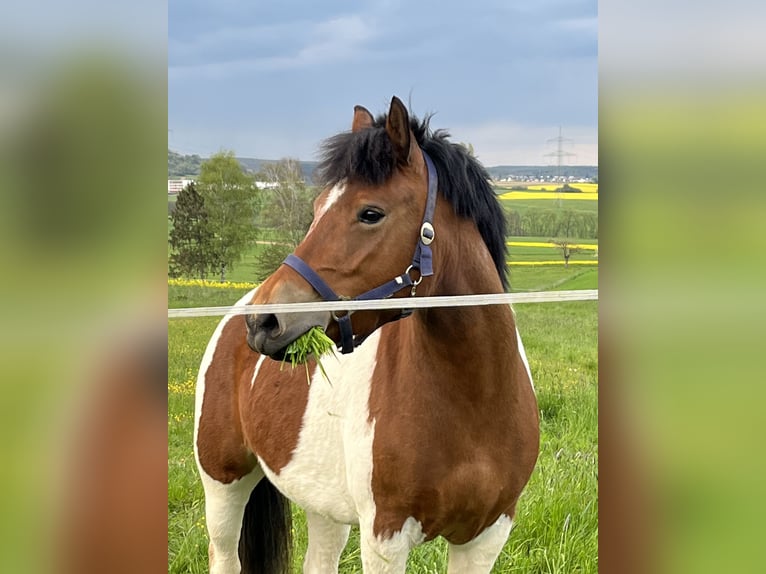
[[168, 277, 597, 572]]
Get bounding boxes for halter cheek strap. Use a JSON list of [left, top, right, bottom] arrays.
[[282, 149, 438, 354]]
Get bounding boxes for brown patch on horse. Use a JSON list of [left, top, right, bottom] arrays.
[[198, 314, 317, 479], [367, 213, 539, 545], [197, 316, 259, 483], [239, 355, 315, 473], [197, 315, 315, 483]]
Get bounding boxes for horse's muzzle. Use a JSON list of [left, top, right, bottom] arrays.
[[245, 311, 329, 359]]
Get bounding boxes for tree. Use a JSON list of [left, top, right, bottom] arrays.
[[554, 209, 581, 239], [522, 208, 558, 237], [505, 209, 523, 236], [550, 209, 587, 266], [168, 182, 214, 279], [550, 238, 582, 267], [197, 151, 259, 281], [254, 158, 318, 279]]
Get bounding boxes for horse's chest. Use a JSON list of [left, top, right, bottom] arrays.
[[251, 332, 381, 525]]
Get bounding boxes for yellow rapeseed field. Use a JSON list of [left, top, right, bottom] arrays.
[[523, 183, 598, 192], [498, 182, 598, 201], [168, 278, 259, 289], [506, 260, 598, 266], [507, 241, 598, 251], [499, 191, 597, 201]]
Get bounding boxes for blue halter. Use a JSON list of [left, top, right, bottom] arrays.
[[282, 150, 438, 354]]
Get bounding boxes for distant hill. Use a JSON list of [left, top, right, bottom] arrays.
[[236, 157, 319, 182], [168, 149, 318, 181], [169, 149, 596, 183], [168, 149, 203, 177]]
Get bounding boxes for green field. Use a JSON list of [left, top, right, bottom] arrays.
[[170, 236, 599, 285], [168, 264, 598, 573], [174, 241, 599, 286], [498, 196, 599, 216], [170, 192, 598, 283], [509, 267, 598, 292]]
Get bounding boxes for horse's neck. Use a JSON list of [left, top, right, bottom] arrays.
[[407, 216, 518, 390], [427, 212, 508, 310], [393, 305, 518, 407]]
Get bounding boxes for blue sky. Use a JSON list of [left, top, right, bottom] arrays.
[[169, 0, 597, 166]]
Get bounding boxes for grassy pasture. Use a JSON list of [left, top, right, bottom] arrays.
[[197, 239, 601, 284], [170, 192, 597, 283], [168, 263, 598, 573], [178, 234, 601, 284], [499, 198, 598, 218], [507, 243, 599, 264]]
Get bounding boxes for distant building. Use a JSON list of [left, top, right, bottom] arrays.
[[168, 178, 194, 194]]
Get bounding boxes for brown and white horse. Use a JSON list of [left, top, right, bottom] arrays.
[[194, 96, 539, 574]]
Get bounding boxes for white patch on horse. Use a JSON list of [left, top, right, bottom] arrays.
[[256, 328, 431, 570], [193, 287, 260, 574], [447, 514, 514, 573], [257, 328, 380, 524], [361, 515, 427, 572], [516, 327, 536, 394], [306, 182, 345, 237], [250, 354, 267, 388], [199, 468, 262, 574]]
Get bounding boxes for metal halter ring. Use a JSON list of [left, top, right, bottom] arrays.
[[405, 265, 424, 286], [331, 296, 353, 322], [405, 265, 424, 296]]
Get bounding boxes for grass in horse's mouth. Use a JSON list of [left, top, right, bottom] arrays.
[[280, 326, 335, 384]]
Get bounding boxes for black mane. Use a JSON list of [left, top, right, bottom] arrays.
[[315, 112, 509, 290]]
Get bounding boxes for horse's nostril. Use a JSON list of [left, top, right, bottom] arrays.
[[256, 313, 280, 334]]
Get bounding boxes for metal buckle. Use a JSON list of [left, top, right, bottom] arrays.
[[420, 222, 435, 245]]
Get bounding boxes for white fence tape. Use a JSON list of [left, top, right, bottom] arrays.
[[168, 289, 598, 319]]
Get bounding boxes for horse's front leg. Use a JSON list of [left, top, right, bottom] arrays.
[[446, 514, 514, 574], [359, 516, 425, 574], [303, 511, 351, 573], [199, 468, 262, 574]]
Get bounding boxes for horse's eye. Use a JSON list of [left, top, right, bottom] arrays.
[[358, 208, 385, 225]]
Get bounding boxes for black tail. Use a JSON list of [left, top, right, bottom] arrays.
[[238, 478, 293, 574]]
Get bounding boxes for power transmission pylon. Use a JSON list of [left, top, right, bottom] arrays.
[[544, 126, 576, 182], [544, 127, 576, 208]]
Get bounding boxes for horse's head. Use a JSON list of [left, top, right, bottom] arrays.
[[246, 96, 434, 359]]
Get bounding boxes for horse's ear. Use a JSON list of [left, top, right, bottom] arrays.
[[352, 105, 374, 132], [386, 96, 414, 165]]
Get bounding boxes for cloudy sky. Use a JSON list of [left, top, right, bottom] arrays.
[[169, 0, 597, 166]]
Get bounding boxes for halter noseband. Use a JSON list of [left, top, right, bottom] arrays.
[[282, 150, 438, 354]]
